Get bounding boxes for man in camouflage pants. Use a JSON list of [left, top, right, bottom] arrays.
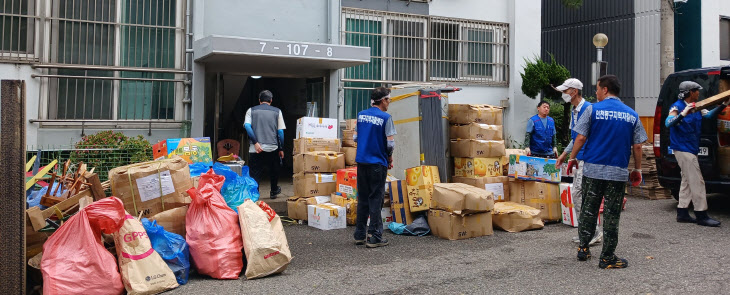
[[567, 75, 647, 269]]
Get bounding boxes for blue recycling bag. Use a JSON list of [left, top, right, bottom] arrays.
[[27, 183, 68, 210], [188, 162, 210, 178], [212, 162, 259, 212], [141, 218, 190, 285], [387, 215, 430, 236]]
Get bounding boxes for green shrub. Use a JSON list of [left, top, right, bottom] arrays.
[[69, 131, 152, 181]]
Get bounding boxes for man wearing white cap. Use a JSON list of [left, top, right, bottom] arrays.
[[555, 78, 602, 245], [665, 81, 729, 227]]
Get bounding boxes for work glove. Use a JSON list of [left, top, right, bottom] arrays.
[[566, 159, 579, 175], [630, 169, 643, 187], [680, 103, 695, 116], [553, 147, 558, 158], [525, 147, 531, 156]]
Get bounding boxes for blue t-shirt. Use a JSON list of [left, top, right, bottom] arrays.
[[355, 107, 396, 167]]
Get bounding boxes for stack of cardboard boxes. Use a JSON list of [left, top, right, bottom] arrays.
[[449, 104, 509, 202], [428, 183, 494, 240], [287, 117, 345, 223], [342, 119, 358, 168], [507, 154, 562, 222]]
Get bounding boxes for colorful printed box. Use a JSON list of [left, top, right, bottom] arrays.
[[508, 155, 561, 183], [166, 137, 213, 166], [404, 166, 441, 212]]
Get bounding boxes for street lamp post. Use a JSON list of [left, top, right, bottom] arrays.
[[592, 33, 608, 85]]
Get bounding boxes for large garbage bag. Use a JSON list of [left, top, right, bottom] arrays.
[[188, 162, 209, 178], [388, 215, 430, 236], [237, 200, 292, 279], [114, 213, 178, 295], [213, 162, 259, 212], [142, 218, 191, 285], [185, 169, 244, 279], [41, 197, 126, 295]]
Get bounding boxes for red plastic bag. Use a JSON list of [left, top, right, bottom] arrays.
[[41, 197, 126, 295], [186, 169, 243, 279]]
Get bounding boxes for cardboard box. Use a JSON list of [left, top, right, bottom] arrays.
[[336, 167, 358, 198], [492, 202, 544, 233], [431, 183, 494, 214], [367, 208, 393, 230], [452, 176, 510, 202], [149, 206, 188, 237], [166, 137, 214, 166], [343, 147, 357, 166], [502, 149, 527, 175], [293, 138, 341, 155], [404, 166, 441, 212], [331, 193, 357, 225], [450, 123, 503, 140], [345, 119, 357, 130], [293, 173, 337, 198], [560, 183, 578, 227], [109, 156, 193, 217], [448, 104, 503, 125], [287, 196, 330, 220], [389, 180, 417, 225], [307, 203, 347, 230], [296, 117, 338, 139], [428, 210, 493, 240], [509, 180, 561, 222], [453, 157, 506, 177], [342, 129, 357, 147], [450, 140, 506, 158], [293, 151, 345, 173], [508, 155, 561, 183]]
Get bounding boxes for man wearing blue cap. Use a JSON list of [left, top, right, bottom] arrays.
[[665, 80, 729, 227]]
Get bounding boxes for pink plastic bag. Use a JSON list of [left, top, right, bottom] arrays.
[[186, 169, 243, 279], [41, 197, 126, 295]]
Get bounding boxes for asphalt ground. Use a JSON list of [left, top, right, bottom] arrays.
[[171, 194, 730, 294]]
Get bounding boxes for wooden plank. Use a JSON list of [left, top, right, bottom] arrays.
[[25, 159, 58, 191], [26, 207, 46, 232], [693, 89, 730, 111], [85, 172, 106, 201], [26, 155, 37, 172]]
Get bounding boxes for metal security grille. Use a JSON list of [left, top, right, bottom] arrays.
[[341, 8, 509, 118], [0, 0, 38, 62]]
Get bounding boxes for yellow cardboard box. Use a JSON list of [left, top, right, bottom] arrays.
[[453, 157, 506, 177], [404, 166, 441, 212]]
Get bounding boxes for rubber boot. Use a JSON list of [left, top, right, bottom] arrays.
[[695, 211, 721, 227], [676, 208, 697, 223]]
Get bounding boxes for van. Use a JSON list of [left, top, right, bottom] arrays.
[[654, 66, 730, 199]]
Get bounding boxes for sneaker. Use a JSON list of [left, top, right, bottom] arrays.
[[589, 231, 603, 245], [354, 239, 365, 246], [572, 236, 580, 244], [270, 186, 281, 199], [577, 247, 591, 261], [366, 236, 389, 248], [599, 256, 629, 269]]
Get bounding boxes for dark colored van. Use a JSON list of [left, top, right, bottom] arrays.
[[654, 66, 730, 199]]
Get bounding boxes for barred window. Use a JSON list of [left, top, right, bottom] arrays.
[[342, 8, 509, 118], [0, 0, 37, 61]]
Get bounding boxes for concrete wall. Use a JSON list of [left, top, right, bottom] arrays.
[[702, 0, 730, 67], [429, 0, 541, 147]]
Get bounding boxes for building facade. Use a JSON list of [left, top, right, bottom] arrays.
[[6, 0, 541, 157]]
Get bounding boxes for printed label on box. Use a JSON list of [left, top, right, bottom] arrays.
[[135, 170, 176, 202], [338, 184, 354, 196], [484, 183, 505, 201]]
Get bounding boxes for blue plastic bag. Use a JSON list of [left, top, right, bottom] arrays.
[[212, 162, 259, 212], [141, 218, 191, 285], [188, 162, 210, 178], [27, 183, 67, 210], [387, 215, 430, 236]]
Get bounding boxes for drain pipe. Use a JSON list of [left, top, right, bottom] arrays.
[[182, 0, 194, 137]]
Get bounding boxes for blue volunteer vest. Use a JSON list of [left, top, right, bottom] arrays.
[[582, 98, 639, 169], [355, 107, 391, 167], [529, 115, 555, 155], [669, 99, 701, 155], [571, 101, 592, 160]]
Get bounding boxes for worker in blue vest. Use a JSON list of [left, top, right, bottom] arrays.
[[665, 81, 729, 227], [554, 78, 602, 246], [525, 101, 558, 158], [353, 87, 397, 248], [567, 75, 647, 269]]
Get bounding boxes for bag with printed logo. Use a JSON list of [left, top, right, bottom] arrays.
[[237, 200, 292, 279], [115, 213, 179, 295], [41, 197, 126, 295], [141, 218, 191, 285], [186, 169, 244, 279]]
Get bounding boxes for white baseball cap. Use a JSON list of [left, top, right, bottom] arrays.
[[555, 78, 584, 91]]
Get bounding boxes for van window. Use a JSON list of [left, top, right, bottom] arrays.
[[722, 17, 730, 61]]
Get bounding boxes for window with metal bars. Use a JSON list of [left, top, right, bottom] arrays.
[[0, 0, 37, 61], [341, 8, 509, 118]]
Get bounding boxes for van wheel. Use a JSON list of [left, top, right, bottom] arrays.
[[671, 189, 679, 201]]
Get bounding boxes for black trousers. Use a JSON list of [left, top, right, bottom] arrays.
[[354, 163, 387, 241], [249, 151, 281, 192]]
